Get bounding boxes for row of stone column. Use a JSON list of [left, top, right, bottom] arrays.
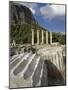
[[32, 29, 52, 45]]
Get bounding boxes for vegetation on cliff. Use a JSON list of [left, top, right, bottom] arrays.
[[10, 2, 65, 45]]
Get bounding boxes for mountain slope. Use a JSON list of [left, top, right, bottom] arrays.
[[9, 1, 47, 44], [9, 2, 65, 45]]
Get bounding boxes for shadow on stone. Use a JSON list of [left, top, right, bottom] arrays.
[[41, 60, 65, 86]]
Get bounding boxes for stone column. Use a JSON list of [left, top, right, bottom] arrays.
[[41, 30, 44, 44], [46, 31, 48, 44], [37, 30, 39, 45], [13, 40, 16, 46], [32, 29, 34, 45], [50, 32, 52, 45]]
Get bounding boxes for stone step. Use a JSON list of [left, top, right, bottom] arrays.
[[32, 58, 44, 87], [17, 54, 36, 77], [10, 52, 47, 88], [13, 53, 32, 75], [24, 55, 40, 79], [10, 53, 25, 64], [10, 53, 27, 71], [10, 53, 31, 75], [10, 54, 18, 62]]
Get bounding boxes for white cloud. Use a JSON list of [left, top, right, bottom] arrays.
[[29, 8, 35, 14], [20, 2, 36, 8], [19, 2, 37, 14], [40, 4, 65, 19], [14, 2, 37, 14]]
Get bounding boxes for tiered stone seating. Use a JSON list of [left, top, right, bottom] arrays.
[[10, 52, 47, 88]]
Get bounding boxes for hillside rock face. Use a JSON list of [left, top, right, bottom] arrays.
[[9, 2, 39, 44], [9, 2, 36, 25], [9, 2, 47, 44]]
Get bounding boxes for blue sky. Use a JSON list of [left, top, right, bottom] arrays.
[[21, 2, 65, 32]]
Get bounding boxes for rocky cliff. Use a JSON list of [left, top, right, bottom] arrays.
[[9, 1, 65, 45], [9, 2, 36, 25], [9, 2, 46, 44]]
